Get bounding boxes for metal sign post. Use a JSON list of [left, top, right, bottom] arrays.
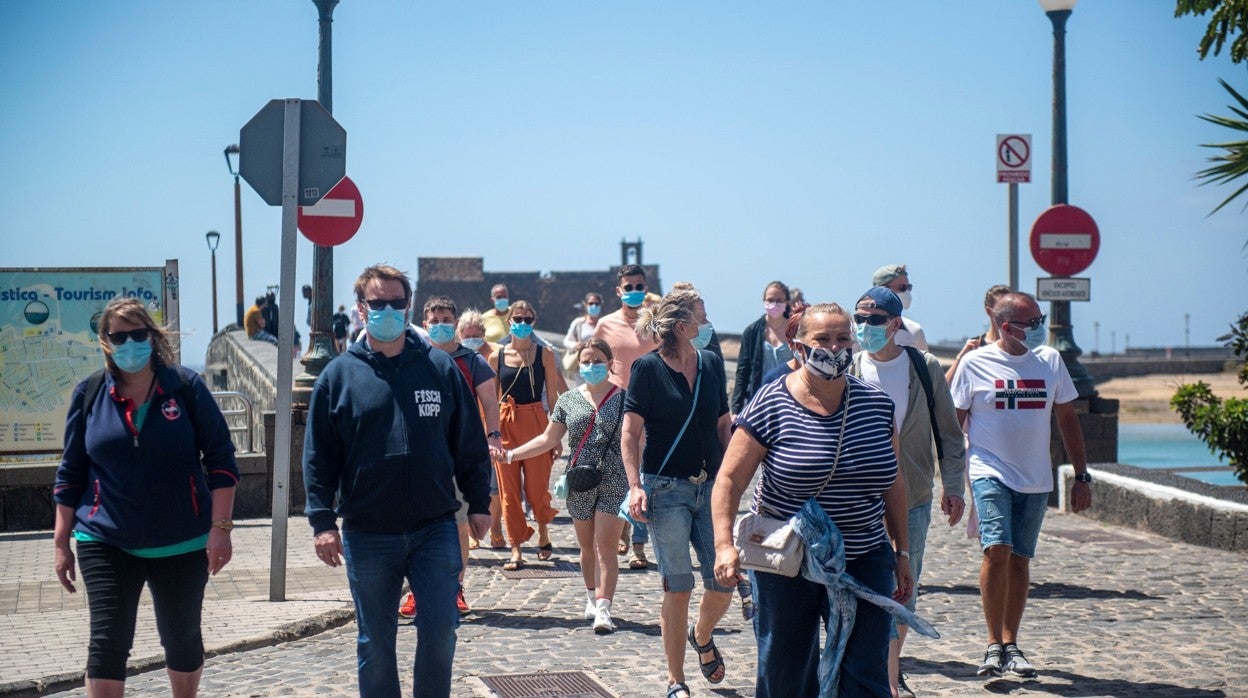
[[997, 134, 1031, 291]]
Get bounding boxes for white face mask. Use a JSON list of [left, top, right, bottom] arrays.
[[802, 345, 852, 381], [896, 290, 913, 310]]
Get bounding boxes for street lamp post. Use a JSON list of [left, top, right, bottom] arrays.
[[224, 144, 244, 327], [206, 230, 221, 334], [1040, 0, 1095, 397]]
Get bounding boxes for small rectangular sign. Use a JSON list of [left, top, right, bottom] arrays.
[[1036, 277, 1091, 302], [1038, 233, 1093, 250], [997, 134, 1032, 184]]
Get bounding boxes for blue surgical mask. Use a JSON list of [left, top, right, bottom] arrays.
[[586, 303, 601, 317], [494, 298, 509, 313], [579, 362, 609, 385], [461, 337, 485, 351], [112, 338, 153, 374], [367, 308, 407, 343], [803, 346, 852, 381], [855, 322, 891, 354], [427, 323, 456, 344], [510, 322, 534, 340], [692, 322, 714, 350], [1023, 322, 1047, 351], [621, 291, 646, 308]]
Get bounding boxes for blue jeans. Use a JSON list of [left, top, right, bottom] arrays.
[[643, 474, 733, 593], [341, 516, 461, 698], [972, 477, 1048, 558], [753, 542, 896, 697], [904, 502, 931, 613]]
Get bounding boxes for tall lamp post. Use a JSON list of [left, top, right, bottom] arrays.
[[206, 230, 221, 334], [224, 144, 244, 327], [1040, 0, 1095, 397]]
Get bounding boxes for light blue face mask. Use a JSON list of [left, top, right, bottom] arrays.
[[855, 322, 891, 354], [461, 337, 485, 351], [494, 298, 510, 313], [621, 291, 646, 308], [1023, 322, 1047, 351], [579, 362, 609, 385], [510, 322, 534, 340], [112, 338, 153, 374], [427, 322, 456, 345], [367, 307, 407, 343], [692, 322, 714, 350], [586, 303, 602, 317]]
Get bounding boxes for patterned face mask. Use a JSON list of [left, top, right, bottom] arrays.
[[802, 345, 852, 381]]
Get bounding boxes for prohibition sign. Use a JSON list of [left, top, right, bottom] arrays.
[[998, 136, 1030, 168]]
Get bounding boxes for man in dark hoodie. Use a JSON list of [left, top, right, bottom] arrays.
[[303, 264, 492, 697]]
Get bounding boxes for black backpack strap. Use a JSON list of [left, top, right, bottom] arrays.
[[174, 366, 200, 430], [81, 368, 108, 418], [903, 346, 943, 460]]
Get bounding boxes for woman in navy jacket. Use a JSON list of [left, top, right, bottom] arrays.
[[53, 297, 238, 698]]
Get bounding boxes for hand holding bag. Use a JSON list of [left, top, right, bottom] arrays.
[[734, 385, 851, 577]]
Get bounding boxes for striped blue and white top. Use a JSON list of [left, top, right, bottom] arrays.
[[735, 374, 898, 560]]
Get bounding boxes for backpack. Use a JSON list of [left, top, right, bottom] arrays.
[[82, 366, 200, 429], [902, 346, 944, 461]]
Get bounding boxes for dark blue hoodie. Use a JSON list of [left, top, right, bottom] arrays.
[[303, 329, 491, 534]]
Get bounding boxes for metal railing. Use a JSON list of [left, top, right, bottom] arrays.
[[211, 391, 254, 454]]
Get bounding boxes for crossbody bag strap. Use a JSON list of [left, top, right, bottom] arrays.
[[656, 351, 702, 478], [570, 385, 618, 466]]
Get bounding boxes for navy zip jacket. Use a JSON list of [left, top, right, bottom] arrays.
[[53, 364, 239, 549], [303, 328, 491, 535]]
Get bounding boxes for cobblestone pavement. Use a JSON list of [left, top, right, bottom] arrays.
[[20, 498, 1248, 697]]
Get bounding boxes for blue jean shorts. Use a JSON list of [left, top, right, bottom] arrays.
[[903, 503, 931, 613], [971, 477, 1048, 558], [642, 474, 733, 594]]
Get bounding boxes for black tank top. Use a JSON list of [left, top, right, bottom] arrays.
[[497, 344, 545, 405]]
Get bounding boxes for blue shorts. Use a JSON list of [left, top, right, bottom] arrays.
[[642, 474, 733, 594], [971, 477, 1048, 558], [903, 503, 931, 614]]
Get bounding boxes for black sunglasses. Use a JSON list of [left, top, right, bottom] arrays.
[[107, 328, 150, 345], [622, 283, 645, 292], [890, 283, 914, 293], [361, 297, 409, 311], [853, 314, 892, 327], [1006, 315, 1047, 331], [511, 316, 535, 324]]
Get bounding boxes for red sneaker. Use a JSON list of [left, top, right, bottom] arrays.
[[456, 586, 471, 615], [399, 592, 417, 619]]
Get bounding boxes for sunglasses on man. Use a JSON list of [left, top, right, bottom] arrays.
[[852, 314, 893, 327], [361, 298, 409, 311], [1005, 315, 1047, 331]]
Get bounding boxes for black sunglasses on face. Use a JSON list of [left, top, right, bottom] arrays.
[[107, 328, 150, 345], [511, 317, 535, 324], [853, 314, 892, 326], [890, 283, 914, 293], [1006, 315, 1047, 331], [621, 283, 644, 292], [361, 297, 409, 311]]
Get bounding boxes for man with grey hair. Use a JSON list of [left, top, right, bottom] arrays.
[[949, 291, 1091, 680], [872, 264, 929, 351]]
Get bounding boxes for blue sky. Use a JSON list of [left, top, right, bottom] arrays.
[[3, 1, 1246, 368]]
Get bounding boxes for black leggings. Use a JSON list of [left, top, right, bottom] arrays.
[[76, 541, 209, 680]]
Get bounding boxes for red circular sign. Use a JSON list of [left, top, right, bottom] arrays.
[[1029, 204, 1099, 276], [297, 176, 363, 246]]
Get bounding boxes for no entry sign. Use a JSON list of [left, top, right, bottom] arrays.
[[1029, 204, 1099, 276], [297, 176, 363, 246]]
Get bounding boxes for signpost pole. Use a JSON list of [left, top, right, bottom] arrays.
[[1008, 182, 1019, 291], [269, 98, 301, 602]]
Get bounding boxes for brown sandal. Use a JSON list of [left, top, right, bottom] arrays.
[[628, 549, 649, 570], [503, 557, 524, 571]]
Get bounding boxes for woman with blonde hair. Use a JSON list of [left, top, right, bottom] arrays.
[[622, 286, 734, 698], [490, 300, 564, 570], [54, 297, 238, 697], [458, 308, 505, 549]]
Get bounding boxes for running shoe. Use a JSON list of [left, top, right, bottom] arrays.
[[1003, 643, 1037, 678], [398, 592, 417, 619], [592, 599, 616, 634], [976, 643, 1004, 677], [456, 586, 471, 615]]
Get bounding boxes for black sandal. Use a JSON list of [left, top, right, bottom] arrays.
[[666, 682, 691, 698], [687, 625, 725, 684], [537, 543, 553, 561]]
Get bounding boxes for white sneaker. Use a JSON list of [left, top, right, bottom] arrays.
[[593, 599, 616, 634], [584, 598, 597, 620]]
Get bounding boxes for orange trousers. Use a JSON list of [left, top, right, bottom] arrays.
[[497, 400, 558, 546]]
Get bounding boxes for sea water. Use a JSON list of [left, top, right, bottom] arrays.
[[1118, 423, 1240, 487]]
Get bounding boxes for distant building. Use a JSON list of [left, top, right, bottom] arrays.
[[415, 239, 660, 333]]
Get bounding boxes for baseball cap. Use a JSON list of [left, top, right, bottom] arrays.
[[857, 287, 903, 317], [872, 264, 908, 287]]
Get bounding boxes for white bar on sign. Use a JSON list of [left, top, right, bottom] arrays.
[[1039, 233, 1092, 249], [302, 198, 355, 218]]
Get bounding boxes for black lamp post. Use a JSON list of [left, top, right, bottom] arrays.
[[224, 144, 244, 327], [1041, 0, 1095, 397], [206, 230, 221, 333]]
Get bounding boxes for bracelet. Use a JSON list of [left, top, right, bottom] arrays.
[[486, 430, 502, 439], [506, 450, 514, 464], [896, 549, 910, 559], [211, 519, 234, 532]]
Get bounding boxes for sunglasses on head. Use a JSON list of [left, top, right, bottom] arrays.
[[107, 328, 150, 345], [362, 297, 409, 311], [1006, 315, 1047, 331], [853, 313, 892, 326], [511, 316, 535, 325], [621, 283, 644, 292]]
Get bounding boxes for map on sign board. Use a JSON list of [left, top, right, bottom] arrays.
[[0, 268, 169, 454]]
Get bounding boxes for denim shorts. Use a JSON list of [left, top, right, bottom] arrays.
[[903, 502, 931, 613], [642, 474, 733, 594], [971, 477, 1048, 558]]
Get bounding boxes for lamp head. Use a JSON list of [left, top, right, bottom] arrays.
[[206, 230, 221, 252], [1039, 0, 1076, 11], [224, 144, 240, 175]]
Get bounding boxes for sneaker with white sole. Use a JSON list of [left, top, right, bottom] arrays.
[[592, 599, 616, 634], [584, 598, 597, 620], [1003, 644, 1037, 678], [976, 643, 1004, 677]]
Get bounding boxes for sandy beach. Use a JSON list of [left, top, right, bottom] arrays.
[[1095, 370, 1243, 424]]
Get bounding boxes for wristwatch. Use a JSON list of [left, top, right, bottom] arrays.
[[1074, 472, 1093, 484], [486, 431, 502, 439], [896, 549, 911, 559], [211, 519, 235, 532]]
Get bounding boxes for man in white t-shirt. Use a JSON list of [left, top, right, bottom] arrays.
[[950, 292, 1092, 681], [851, 286, 966, 698], [872, 264, 928, 351]]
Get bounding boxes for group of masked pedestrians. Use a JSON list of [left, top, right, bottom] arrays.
[[52, 260, 1093, 698]]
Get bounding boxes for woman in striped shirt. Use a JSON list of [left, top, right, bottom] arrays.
[[711, 302, 912, 697]]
